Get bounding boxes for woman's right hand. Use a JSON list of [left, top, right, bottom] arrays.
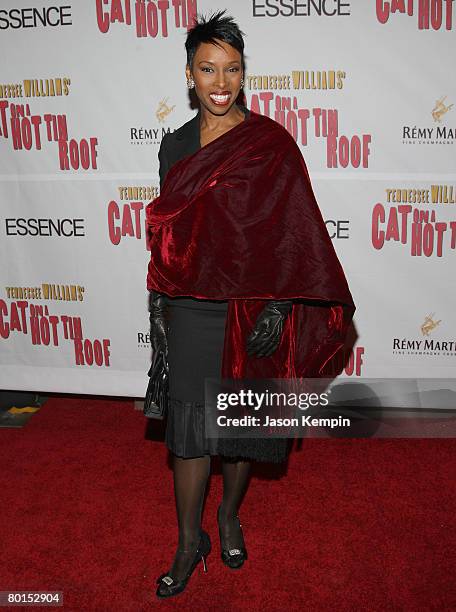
[[149, 291, 169, 360]]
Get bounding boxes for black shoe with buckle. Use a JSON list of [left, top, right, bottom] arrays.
[[217, 505, 248, 569], [156, 530, 211, 598]]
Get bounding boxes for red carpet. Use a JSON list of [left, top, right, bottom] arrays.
[[0, 396, 455, 611]]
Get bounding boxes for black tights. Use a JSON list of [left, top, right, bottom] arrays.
[[168, 453, 251, 580]]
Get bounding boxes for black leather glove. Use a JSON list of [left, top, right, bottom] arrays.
[[148, 290, 169, 360], [246, 300, 293, 358]]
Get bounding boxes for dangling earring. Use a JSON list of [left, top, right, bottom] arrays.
[[187, 77, 195, 89], [240, 77, 244, 88]]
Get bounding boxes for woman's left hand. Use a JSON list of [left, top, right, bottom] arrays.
[[246, 300, 293, 358]]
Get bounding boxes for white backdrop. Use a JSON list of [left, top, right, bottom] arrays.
[[1, 1, 455, 396]]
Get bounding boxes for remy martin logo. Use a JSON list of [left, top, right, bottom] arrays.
[[432, 96, 453, 123], [393, 313, 454, 357], [402, 96, 455, 145], [156, 97, 175, 123], [420, 313, 441, 336], [130, 98, 175, 144]]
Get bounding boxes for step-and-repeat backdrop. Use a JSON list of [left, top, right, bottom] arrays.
[[1, 1, 454, 396]]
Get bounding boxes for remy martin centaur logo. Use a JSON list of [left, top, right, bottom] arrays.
[[402, 95, 454, 145], [392, 313, 455, 357], [432, 96, 453, 123], [420, 313, 441, 336], [156, 97, 175, 123]]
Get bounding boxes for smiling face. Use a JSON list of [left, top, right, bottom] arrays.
[[186, 38, 243, 114]]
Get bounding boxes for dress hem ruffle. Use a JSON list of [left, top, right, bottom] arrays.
[[165, 397, 290, 463]]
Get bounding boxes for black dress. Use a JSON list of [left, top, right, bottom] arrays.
[[158, 105, 289, 463]]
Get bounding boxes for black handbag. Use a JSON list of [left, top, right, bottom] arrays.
[[143, 350, 169, 419]]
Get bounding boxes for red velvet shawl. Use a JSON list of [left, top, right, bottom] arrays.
[[146, 110, 355, 379]]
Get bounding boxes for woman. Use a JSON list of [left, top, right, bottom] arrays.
[[146, 10, 355, 599]]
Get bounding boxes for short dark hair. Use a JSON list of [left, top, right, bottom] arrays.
[[185, 9, 246, 74]]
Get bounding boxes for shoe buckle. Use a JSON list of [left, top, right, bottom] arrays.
[[161, 575, 174, 585], [228, 548, 241, 556]]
